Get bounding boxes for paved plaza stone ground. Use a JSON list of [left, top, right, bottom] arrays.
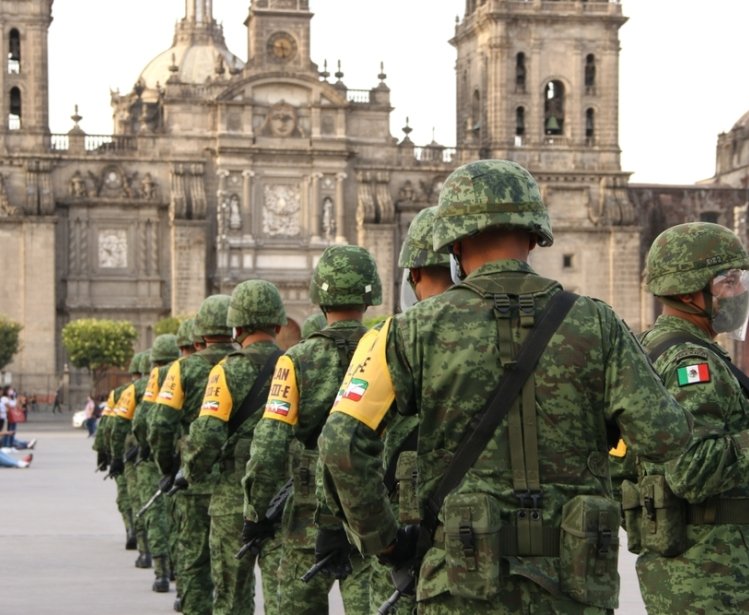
[[2, 411, 645, 614]]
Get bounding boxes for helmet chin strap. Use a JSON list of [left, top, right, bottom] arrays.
[[660, 287, 713, 319]]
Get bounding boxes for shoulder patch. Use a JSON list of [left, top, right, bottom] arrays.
[[332, 317, 395, 430], [262, 355, 299, 425], [157, 360, 185, 409], [113, 384, 137, 420], [199, 364, 233, 422], [671, 347, 710, 364], [142, 367, 162, 403], [676, 362, 711, 387]]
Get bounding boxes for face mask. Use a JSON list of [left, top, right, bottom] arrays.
[[712, 292, 749, 335], [449, 254, 464, 284]]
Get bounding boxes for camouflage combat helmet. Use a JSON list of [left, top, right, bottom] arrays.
[[432, 159, 553, 252], [645, 222, 749, 296], [193, 295, 232, 339], [227, 280, 287, 330], [398, 206, 451, 269], [150, 334, 179, 363], [175, 318, 194, 348], [138, 349, 152, 374], [309, 245, 382, 307], [301, 312, 327, 338], [128, 352, 143, 375]]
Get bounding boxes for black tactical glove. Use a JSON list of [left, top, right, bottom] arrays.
[[96, 450, 110, 471], [158, 473, 174, 493], [314, 528, 353, 580], [108, 456, 124, 478], [377, 524, 420, 568], [241, 518, 276, 545], [167, 469, 188, 494]]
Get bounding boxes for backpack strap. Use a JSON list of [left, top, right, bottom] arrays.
[[227, 349, 284, 436], [421, 290, 578, 537]]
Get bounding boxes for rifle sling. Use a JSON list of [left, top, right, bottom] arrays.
[[228, 349, 284, 436], [647, 333, 749, 394], [422, 290, 578, 534]]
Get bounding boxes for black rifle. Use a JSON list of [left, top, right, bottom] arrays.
[[235, 478, 293, 560], [299, 551, 336, 583], [136, 488, 163, 519], [124, 445, 139, 463], [377, 566, 416, 615]]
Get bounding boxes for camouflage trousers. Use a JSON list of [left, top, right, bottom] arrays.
[[136, 459, 170, 558], [208, 511, 256, 615], [178, 493, 213, 615], [114, 474, 133, 535], [417, 576, 613, 614], [636, 524, 749, 614], [256, 536, 282, 615], [124, 460, 147, 553], [370, 557, 416, 615], [276, 546, 371, 615]]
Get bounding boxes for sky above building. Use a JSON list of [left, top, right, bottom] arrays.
[[47, 0, 749, 185]]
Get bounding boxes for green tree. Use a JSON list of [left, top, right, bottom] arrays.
[[0, 316, 22, 371], [154, 315, 181, 336], [62, 318, 137, 389]]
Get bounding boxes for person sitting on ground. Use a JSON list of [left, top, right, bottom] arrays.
[[0, 432, 32, 468]]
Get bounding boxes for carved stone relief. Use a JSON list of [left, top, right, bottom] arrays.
[[98, 229, 128, 268], [261, 101, 303, 138], [263, 184, 301, 237]]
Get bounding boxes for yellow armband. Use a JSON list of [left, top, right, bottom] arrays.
[[261, 355, 299, 425], [199, 364, 233, 422], [156, 360, 185, 410]]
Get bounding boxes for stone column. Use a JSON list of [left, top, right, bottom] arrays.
[[335, 172, 347, 244], [310, 173, 322, 242], [216, 170, 230, 270], [242, 170, 255, 239]]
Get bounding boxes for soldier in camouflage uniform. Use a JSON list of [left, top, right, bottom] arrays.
[[318, 160, 693, 614], [301, 312, 326, 339], [133, 338, 179, 592], [149, 296, 237, 615], [368, 205, 453, 614], [94, 383, 135, 550], [622, 222, 749, 613], [108, 351, 151, 568], [244, 245, 381, 614], [183, 280, 286, 615]]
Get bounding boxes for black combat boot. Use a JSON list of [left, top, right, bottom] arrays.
[[173, 596, 182, 612], [125, 528, 136, 550], [152, 556, 170, 592], [135, 551, 152, 568]]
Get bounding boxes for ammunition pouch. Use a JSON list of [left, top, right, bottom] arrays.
[[559, 494, 620, 609], [639, 474, 686, 557], [395, 451, 420, 524], [442, 492, 502, 600], [290, 445, 319, 509], [621, 479, 642, 554]]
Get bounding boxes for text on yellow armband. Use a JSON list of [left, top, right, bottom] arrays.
[[113, 384, 137, 420], [262, 355, 299, 425], [331, 318, 395, 431], [142, 367, 161, 403], [157, 360, 185, 410], [199, 364, 233, 422]]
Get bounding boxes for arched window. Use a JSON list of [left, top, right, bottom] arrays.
[[515, 52, 526, 92], [515, 106, 525, 136], [471, 89, 481, 133], [585, 108, 595, 143], [8, 29, 20, 74], [544, 80, 564, 136], [9, 87, 21, 130], [585, 54, 596, 93]]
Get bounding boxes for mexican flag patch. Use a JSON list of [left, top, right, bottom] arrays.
[[677, 363, 710, 386], [342, 378, 369, 402]]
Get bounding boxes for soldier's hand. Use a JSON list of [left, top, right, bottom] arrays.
[[241, 518, 275, 545], [96, 451, 110, 471], [377, 524, 420, 568], [108, 456, 124, 478], [158, 473, 174, 493], [167, 469, 188, 494], [314, 528, 353, 580]]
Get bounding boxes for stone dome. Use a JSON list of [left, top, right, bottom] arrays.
[[138, 6, 244, 89]]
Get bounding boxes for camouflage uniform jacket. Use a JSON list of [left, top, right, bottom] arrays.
[[182, 340, 281, 516], [149, 343, 235, 494], [244, 320, 366, 547], [132, 364, 171, 455], [319, 260, 692, 602], [109, 377, 147, 460], [634, 314, 749, 611], [92, 386, 123, 455]]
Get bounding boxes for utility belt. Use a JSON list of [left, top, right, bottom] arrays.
[[433, 522, 561, 557], [623, 476, 749, 557]]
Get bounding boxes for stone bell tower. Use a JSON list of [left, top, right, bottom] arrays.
[[453, 0, 642, 329]]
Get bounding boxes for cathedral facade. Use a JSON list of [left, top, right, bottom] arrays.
[[1, 0, 748, 393]]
